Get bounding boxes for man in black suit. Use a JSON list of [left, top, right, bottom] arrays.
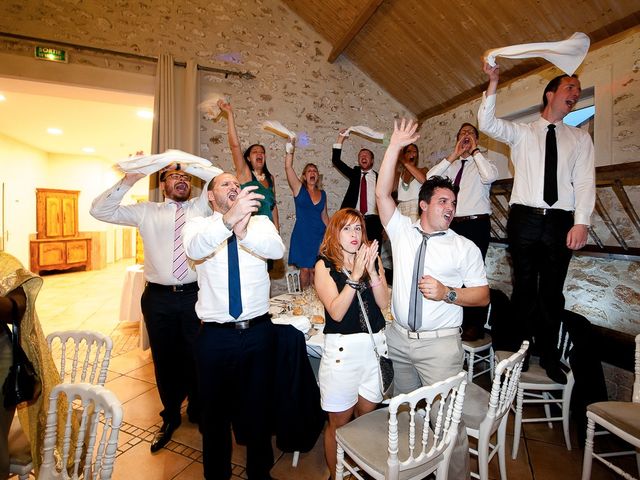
[[331, 130, 383, 243]]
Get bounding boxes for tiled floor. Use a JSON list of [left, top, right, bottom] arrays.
[[13, 259, 637, 479]]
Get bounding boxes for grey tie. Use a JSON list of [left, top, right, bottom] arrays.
[[408, 230, 446, 332]]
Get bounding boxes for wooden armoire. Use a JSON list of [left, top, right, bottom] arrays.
[[29, 188, 92, 274]]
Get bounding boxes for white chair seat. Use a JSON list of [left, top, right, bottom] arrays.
[[337, 409, 443, 480], [461, 383, 490, 429], [587, 402, 640, 439]]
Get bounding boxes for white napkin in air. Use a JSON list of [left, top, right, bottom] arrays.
[[262, 120, 297, 140], [484, 32, 590, 76], [116, 149, 219, 180], [341, 125, 385, 142]]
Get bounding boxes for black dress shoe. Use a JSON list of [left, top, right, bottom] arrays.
[[150, 421, 179, 453]]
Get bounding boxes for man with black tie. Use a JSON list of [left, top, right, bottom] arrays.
[[183, 172, 284, 480], [478, 62, 595, 384], [332, 130, 383, 243]]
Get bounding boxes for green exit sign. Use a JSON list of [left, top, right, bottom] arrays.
[[34, 46, 68, 63]]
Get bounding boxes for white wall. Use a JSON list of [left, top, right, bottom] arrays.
[[0, 135, 147, 267]]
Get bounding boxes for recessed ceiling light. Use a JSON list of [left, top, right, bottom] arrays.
[[0, 94, 5, 102], [137, 110, 153, 119], [47, 127, 63, 135], [82, 147, 96, 153]]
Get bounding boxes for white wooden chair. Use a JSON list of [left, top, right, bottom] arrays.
[[463, 334, 494, 382], [335, 371, 467, 480], [8, 414, 32, 480], [463, 341, 529, 480], [39, 383, 123, 480], [47, 330, 113, 386], [581, 333, 640, 480], [512, 323, 574, 459]]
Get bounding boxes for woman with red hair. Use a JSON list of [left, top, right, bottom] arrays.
[[314, 208, 389, 479]]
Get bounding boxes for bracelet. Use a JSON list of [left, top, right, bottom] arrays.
[[470, 148, 480, 156], [345, 279, 366, 291], [369, 277, 382, 288]]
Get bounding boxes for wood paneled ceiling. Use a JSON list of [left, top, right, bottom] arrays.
[[282, 0, 640, 120]]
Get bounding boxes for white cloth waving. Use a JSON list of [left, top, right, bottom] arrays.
[[117, 149, 221, 180], [484, 32, 590, 76]]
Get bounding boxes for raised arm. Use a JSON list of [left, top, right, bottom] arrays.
[[376, 119, 420, 226], [331, 129, 353, 178], [218, 99, 251, 183], [284, 139, 302, 196], [400, 158, 427, 184]]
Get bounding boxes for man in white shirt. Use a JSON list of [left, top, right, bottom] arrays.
[[478, 63, 595, 384], [376, 119, 490, 480], [332, 131, 382, 244], [90, 165, 210, 452], [183, 172, 284, 480], [427, 123, 499, 340]]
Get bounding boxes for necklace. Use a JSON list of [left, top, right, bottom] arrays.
[[400, 168, 411, 190], [253, 170, 266, 182]]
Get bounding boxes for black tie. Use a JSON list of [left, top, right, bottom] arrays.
[[227, 233, 243, 319], [407, 230, 446, 331], [544, 124, 558, 206]]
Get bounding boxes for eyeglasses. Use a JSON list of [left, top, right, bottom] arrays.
[[165, 173, 191, 182]]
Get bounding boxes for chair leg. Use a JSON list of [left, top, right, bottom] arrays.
[[512, 387, 524, 459], [292, 450, 299, 467], [543, 392, 553, 429], [336, 444, 345, 480], [467, 352, 475, 381], [489, 348, 495, 379], [497, 417, 508, 480], [562, 393, 572, 451], [581, 418, 596, 480], [478, 434, 490, 480]]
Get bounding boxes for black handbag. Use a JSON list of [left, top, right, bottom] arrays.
[[2, 310, 42, 408]]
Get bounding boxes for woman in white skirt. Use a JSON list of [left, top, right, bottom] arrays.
[[395, 143, 426, 223], [314, 208, 389, 479]]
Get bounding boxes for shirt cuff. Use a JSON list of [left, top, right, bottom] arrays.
[[333, 143, 343, 150]]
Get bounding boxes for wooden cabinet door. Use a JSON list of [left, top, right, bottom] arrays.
[[61, 196, 77, 236], [39, 242, 65, 266], [44, 196, 63, 237], [66, 240, 88, 263]]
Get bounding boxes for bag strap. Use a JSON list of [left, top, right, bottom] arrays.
[[342, 268, 382, 362], [3, 297, 20, 355]]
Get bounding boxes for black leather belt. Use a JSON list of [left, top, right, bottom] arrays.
[[203, 313, 271, 330], [146, 282, 198, 293], [511, 204, 571, 216], [452, 214, 490, 223]]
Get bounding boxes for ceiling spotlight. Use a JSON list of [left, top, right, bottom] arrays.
[[137, 110, 153, 119], [47, 127, 63, 135], [0, 94, 5, 102], [82, 147, 96, 153]]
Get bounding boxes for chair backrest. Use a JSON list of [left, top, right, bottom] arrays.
[[557, 321, 573, 368], [482, 341, 529, 429], [386, 371, 467, 479], [633, 333, 640, 403], [286, 270, 302, 294], [47, 330, 113, 386], [39, 383, 123, 480]]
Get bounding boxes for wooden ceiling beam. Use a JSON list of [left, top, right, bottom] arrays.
[[327, 0, 384, 63]]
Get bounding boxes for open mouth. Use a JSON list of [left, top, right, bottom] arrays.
[[566, 99, 576, 108], [228, 192, 238, 201], [444, 212, 452, 222]]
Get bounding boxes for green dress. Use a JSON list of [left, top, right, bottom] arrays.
[[242, 172, 275, 220]]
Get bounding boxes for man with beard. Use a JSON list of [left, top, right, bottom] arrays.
[[332, 130, 383, 244], [90, 163, 209, 452], [478, 63, 595, 384], [427, 123, 499, 340], [376, 119, 490, 480], [183, 173, 284, 480]]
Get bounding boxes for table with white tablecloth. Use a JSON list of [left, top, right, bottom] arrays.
[[119, 264, 150, 350]]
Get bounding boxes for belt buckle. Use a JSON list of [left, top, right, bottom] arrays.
[[235, 320, 250, 330], [172, 285, 184, 292], [407, 330, 419, 339]]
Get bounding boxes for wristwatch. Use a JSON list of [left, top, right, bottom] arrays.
[[444, 287, 457, 304]]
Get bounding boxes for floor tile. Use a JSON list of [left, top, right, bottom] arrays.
[[111, 441, 193, 480]]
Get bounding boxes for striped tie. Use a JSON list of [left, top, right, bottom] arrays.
[[172, 203, 189, 281]]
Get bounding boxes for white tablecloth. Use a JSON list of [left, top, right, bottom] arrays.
[[119, 264, 150, 350], [270, 292, 325, 358]]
